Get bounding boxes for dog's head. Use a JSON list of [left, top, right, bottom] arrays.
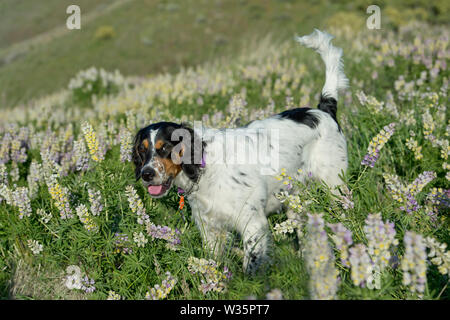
[[132, 122, 204, 198]]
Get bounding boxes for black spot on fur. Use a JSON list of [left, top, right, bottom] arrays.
[[278, 107, 319, 128], [232, 176, 241, 185], [317, 94, 341, 130], [239, 171, 247, 176]]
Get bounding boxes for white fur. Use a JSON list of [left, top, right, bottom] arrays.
[[296, 29, 348, 100]]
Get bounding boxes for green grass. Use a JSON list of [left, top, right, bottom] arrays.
[[1, 0, 447, 108]]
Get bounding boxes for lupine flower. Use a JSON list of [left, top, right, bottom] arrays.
[[349, 244, 373, 287], [328, 223, 353, 267], [107, 291, 122, 300], [424, 236, 449, 276], [27, 239, 43, 255], [146, 222, 181, 250], [27, 161, 42, 199], [73, 137, 90, 171], [37, 208, 52, 224], [76, 204, 98, 233], [46, 175, 73, 219], [384, 171, 436, 213], [40, 148, 61, 180], [422, 109, 435, 140], [88, 188, 103, 216], [119, 128, 133, 162], [273, 219, 302, 238], [401, 231, 427, 297], [12, 186, 32, 219], [187, 257, 231, 294], [81, 276, 96, 294], [125, 185, 149, 225], [406, 171, 436, 197], [361, 123, 396, 168], [113, 233, 133, 254], [426, 188, 450, 209], [399, 109, 417, 126], [0, 163, 8, 184], [145, 272, 177, 300], [405, 138, 423, 161], [304, 213, 339, 300], [364, 213, 398, 270], [356, 91, 384, 113], [81, 121, 103, 162], [439, 139, 449, 161], [336, 187, 354, 210], [133, 231, 148, 247], [0, 133, 11, 164], [0, 184, 13, 205], [266, 288, 283, 300], [225, 94, 247, 127], [10, 162, 19, 182], [10, 136, 28, 163]]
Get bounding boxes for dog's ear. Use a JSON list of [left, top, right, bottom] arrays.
[[177, 123, 205, 182], [132, 129, 146, 181]]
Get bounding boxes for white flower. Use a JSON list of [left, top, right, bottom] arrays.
[[27, 239, 43, 255], [133, 232, 148, 247]]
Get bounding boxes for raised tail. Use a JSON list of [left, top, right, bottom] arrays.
[[296, 29, 348, 119]]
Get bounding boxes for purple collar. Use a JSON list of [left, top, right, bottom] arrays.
[[178, 153, 206, 194]]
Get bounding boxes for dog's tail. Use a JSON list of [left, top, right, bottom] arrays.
[[296, 29, 348, 119]]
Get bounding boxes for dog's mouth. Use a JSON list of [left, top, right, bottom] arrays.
[[147, 178, 173, 198]]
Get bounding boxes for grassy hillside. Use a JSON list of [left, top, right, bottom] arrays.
[[0, 0, 449, 301], [1, 0, 448, 107]]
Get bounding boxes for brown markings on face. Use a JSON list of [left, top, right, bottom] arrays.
[[155, 139, 164, 150], [157, 157, 182, 178], [142, 139, 149, 149]]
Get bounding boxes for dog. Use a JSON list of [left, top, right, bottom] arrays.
[[132, 29, 348, 274]]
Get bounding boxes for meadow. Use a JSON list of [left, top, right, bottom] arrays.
[[0, 1, 449, 300]]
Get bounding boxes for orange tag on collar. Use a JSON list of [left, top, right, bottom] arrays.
[[179, 195, 185, 210]]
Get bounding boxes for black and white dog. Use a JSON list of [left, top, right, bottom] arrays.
[[132, 30, 348, 274]]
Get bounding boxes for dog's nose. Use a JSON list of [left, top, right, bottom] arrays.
[[141, 167, 156, 182]]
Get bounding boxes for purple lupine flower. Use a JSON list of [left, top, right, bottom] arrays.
[[146, 222, 181, 249], [361, 123, 396, 168], [364, 213, 398, 270], [349, 244, 373, 287], [125, 185, 149, 225], [0, 133, 12, 164], [305, 213, 339, 299], [401, 231, 427, 298], [114, 233, 133, 254], [145, 272, 177, 300], [119, 128, 133, 162], [81, 276, 96, 294], [328, 223, 353, 267], [88, 188, 103, 216], [0, 163, 8, 185], [73, 138, 90, 172], [11, 186, 32, 219]]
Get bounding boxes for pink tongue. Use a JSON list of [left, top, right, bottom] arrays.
[[148, 185, 163, 195]]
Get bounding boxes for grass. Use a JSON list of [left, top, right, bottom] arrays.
[[2, 0, 447, 108], [0, 0, 449, 301]]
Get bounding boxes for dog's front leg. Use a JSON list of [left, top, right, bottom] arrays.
[[236, 211, 272, 275], [191, 206, 228, 258]]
